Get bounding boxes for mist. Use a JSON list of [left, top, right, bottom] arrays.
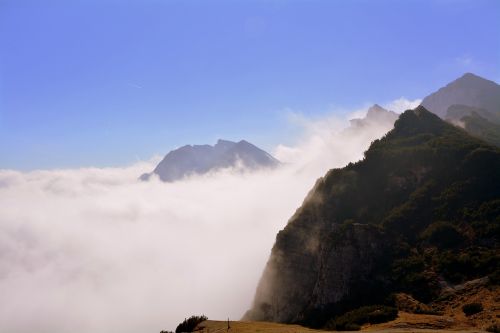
[[0, 101, 417, 333]]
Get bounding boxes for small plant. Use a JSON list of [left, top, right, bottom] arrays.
[[420, 221, 464, 249], [175, 315, 208, 333], [326, 305, 398, 331], [462, 303, 483, 316]]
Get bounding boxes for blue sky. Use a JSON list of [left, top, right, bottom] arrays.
[[1, 0, 499, 170]]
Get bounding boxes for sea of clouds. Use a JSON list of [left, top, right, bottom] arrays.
[[0, 99, 420, 333]]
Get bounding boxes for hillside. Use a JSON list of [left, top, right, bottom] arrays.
[[244, 106, 500, 330], [445, 106, 500, 148]]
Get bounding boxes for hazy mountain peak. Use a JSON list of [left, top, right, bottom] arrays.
[[141, 139, 280, 182], [367, 103, 386, 114], [348, 104, 399, 130], [421, 72, 500, 118]]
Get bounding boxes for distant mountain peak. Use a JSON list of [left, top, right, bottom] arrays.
[[421, 72, 500, 118], [140, 139, 280, 182], [462, 72, 478, 79], [348, 104, 399, 130], [367, 103, 385, 113]]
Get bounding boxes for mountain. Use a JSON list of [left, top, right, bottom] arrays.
[[140, 139, 280, 182], [421, 73, 500, 148], [244, 106, 500, 329], [348, 104, 399, 129], [421, 73, 500, 119]]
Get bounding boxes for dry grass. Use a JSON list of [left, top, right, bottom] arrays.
[[194, 281, 498, 333], [195, 319, 489, 333], [195, 320, 327, 333]]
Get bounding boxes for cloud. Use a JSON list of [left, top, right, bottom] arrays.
[[383, 97, 422, 113], [0, 102, 403, 333], [455, 55, 473, 67]]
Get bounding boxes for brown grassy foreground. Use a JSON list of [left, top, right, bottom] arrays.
[[196, 320, 325, 333], [195, 319, 488, 333], [192, 281, 498, 333]]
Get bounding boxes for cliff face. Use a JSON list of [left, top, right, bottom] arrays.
[[245, 107, 500, 328], [247, 216, 391, 324]]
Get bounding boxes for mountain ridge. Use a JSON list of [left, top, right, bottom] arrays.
[[141, 139, 280, 182]]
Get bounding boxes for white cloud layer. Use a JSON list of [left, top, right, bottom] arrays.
[[0, 102, 402, 333], [383, 97, 422, 113]]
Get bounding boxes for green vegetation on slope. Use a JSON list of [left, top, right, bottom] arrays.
[[248, 106, 500, 330]]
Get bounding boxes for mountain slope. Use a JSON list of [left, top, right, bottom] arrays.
[[445, 104, 500, 147], [141, 139, 279, 182], [244, 106, 500, 329]]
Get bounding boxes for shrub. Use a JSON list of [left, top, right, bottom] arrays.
[[420, 221, 464, 249], [486, 323, 500, 333], [326, 305, 398, 331], [462, 303, 483, 316], [175, 315, 208, 333], [344, 323, 361, 331], [414, 307, 442, 315]]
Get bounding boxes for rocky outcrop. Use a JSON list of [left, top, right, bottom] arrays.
[[245, 194, 393, 325]]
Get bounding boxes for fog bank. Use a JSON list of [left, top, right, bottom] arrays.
[[0, 101, 414, 332]]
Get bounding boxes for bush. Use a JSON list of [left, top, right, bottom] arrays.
[[344, 323, 361, 331], [486, 323, 500, 333], [462, 303, 483, 316], [420, 221, 464, 249], [326, 305, 398, 331], [175, 315, 208, 333], [437, 248, 500, 283]]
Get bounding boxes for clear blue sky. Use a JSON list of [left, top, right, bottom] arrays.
[[1, 0, 499, 170]]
